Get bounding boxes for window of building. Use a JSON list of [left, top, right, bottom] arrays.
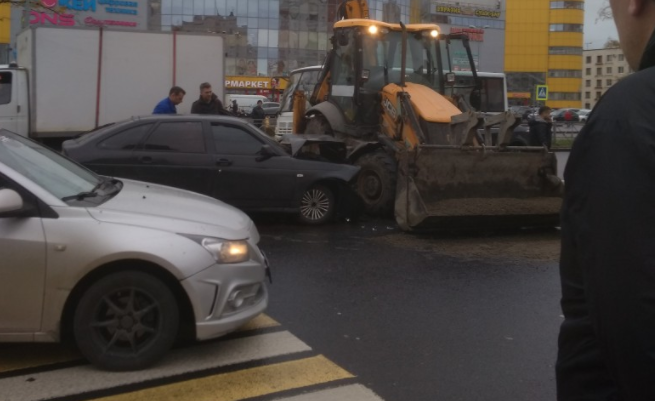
[[550, 1, 585, 10], [549, 24, 584, 33], [596, 67, 602, 75], [596, 91, 602, 99], [585, 80, 590, 87], [0, 72, 12, 105], [596, 80, 602, 87], [549, 47, 584, 55], [597, 55, 602, 63], [550, 92, 582, 101], [144, 122, 205, 153], [586, 68, 591, 75], [619, 66, 625, 73], [606, 55, 612, 62], [506, 72, 547, 93], [607, 66, 612, 73], [548, 70, 582, 78], [585, 92, 590, 99], [586, 56, 591, 63], [606, 79, 612, 86], [585, 103, 591, 109], [619, 54, 625, 61]]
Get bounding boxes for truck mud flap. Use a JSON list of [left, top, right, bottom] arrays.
[[394, 145, 563, 232]]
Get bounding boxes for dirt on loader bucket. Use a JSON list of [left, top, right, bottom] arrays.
[[394, 145, 563, 231]]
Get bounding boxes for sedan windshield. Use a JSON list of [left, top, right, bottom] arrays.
[[0, 130, 100, 199]]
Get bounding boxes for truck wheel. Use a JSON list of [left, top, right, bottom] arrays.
[[73, 271, 179, 371], [354, 151, 397, 216], [305, 115, 333, 136], [299, 184, 335, 225]]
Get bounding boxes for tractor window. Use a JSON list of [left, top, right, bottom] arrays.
[[331, 29, 357, 121]]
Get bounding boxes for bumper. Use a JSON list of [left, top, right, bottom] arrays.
[[180, 248, 270, 341]]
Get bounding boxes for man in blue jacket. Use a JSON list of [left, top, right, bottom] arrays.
[[557, 0, 655, 399], [153, 86, 186, 114]]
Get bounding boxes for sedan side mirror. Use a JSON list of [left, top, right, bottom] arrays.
[[256, 144, 276, 162], [0, 188, 24, 216]]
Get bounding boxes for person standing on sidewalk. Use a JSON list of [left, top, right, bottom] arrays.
[[557, 1, 655, 399], [153, 86, 185, 114], [191, 82, 228, 115], [528, 106, 552, 148]]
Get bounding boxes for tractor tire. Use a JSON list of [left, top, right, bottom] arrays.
[[305, 115, 334, 136], [354, 150, 398, 216]]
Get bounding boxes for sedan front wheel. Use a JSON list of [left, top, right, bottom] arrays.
[[73, 271, 179, 371], [299, 184, 335, 225]]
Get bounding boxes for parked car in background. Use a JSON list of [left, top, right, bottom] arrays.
[[261, 102, 281, 116], [62, 115, 362, 225], [0, 129, 269, 371], [578, 109, 591, 122], [552, 108, 580, 122]]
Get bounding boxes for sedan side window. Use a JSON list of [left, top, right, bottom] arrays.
[[98, 124, 153, 150], [144, 122, 205, 153], [211, 124, 263, 155]]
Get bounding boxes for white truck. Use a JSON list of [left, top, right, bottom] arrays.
[[0, 26, 225, 140]]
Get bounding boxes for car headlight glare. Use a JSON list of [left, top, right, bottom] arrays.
[[201, 238, 250, 263]]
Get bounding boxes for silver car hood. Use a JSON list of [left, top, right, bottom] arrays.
[[88, 179, 256, 241]]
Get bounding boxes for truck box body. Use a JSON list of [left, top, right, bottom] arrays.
[[2, 26, 224, 138]]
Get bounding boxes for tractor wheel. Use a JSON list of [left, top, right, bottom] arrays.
[[354, 150, 398, 216]]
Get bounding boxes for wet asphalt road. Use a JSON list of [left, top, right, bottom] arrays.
[[256, 217, 563, 401]]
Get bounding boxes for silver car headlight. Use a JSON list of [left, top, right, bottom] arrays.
[[180, 235, 250, 264], [201, 238, 250, 263]]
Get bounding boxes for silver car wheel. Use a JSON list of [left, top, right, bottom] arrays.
[[299, 185, 334, 225]]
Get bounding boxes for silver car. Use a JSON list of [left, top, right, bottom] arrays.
[[0, 130, 269, 371]]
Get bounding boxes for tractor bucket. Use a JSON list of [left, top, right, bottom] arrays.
[[394, 145, 563, 232]]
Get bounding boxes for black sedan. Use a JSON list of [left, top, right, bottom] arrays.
[[63, 115, 361, 224]]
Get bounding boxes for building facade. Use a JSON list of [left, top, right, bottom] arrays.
[[505, 0, 584, 108], [0, 3, 10, 64], [581, 47, 631, 110]]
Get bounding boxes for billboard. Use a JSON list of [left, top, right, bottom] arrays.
[[29, 0, 146, 29]]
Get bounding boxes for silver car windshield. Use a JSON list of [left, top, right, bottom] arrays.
[[0, 131, 99, 199]]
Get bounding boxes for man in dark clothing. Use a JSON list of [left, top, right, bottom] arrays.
[[528, 106, 552, 148], [557, 1, 655, 399], [250, 100, 266, 127], [153, 86, 185, 114], [191, 82, 228, 115], [231, 99, 239, 115]]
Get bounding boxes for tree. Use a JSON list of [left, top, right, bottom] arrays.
[[604, 38, 620, 49], [597, 0, 612, 22]]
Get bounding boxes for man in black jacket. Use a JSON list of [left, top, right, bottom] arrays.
[[528, 106, 552, 148], [250, 100, 266, 127], [191, 82, 227, 115], [557, 1, 655, 399]]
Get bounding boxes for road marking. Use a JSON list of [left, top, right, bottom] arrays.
[[237, 313, 280, 331], [0, 331, 311, 401], [0, 314, 277, 374], [96, 355, 354, 401], [273, 384, 384, 401], [0, 344, 81, 373]]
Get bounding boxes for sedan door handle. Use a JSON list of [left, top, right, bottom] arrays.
[[139, 156, 153, 164], [216, 159, 233, 166]]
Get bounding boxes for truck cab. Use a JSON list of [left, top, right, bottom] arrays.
[[0, 65, 29, 137]]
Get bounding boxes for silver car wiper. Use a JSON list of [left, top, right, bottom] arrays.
[[61, 179, 106, 202]]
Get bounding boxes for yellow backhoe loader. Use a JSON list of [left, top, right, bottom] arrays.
[[292, 4, 562, 231]]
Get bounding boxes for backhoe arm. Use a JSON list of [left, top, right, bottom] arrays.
[[337, 0, 370, 19]]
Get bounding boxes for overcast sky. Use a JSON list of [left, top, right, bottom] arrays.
[[584, 0, 618, 49]]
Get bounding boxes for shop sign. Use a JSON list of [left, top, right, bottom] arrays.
[[225, 76, 288, 91], [435, 4, 501, 19], [450, 27, 484, 42], [508, 92, 531, 99], [30, 0, 144, 29]]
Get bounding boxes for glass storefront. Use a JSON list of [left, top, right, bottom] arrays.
[[151, 0, 420, 77]]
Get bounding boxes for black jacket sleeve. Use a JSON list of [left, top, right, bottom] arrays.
[[557, 75, 655, 399], [190, 101, 200, 114]]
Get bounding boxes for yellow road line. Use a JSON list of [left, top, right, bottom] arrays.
[[237, 314, 280, 332], [0, 344, 81, 373], [95, 355, 354, 401]]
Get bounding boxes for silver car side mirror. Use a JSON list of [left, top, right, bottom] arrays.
[[0, 188, 23, 214]]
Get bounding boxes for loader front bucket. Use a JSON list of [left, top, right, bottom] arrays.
[[394, 145, 563, 232]]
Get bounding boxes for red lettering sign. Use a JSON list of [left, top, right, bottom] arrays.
[[30, 11, 76, 26]]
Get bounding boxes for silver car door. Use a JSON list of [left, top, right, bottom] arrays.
[[0, 179, 47, 336]]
